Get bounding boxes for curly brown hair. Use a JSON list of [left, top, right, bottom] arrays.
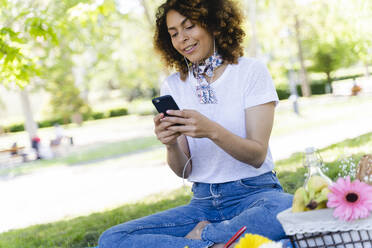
[[154, 0, 245, 80]]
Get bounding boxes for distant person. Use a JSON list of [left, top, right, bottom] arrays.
[[50, 124, 64, 146], [98, 0, 292, 247], [10, 142, 18, 156], [50, 124, 73, 147], [31, 136, 41, 160], [351, 79, 361, 96], [9, 142, 27, 162]]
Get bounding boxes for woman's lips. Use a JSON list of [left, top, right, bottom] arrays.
[[183, 43, 197, 54]]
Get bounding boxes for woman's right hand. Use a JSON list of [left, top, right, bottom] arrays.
[[154, 113, 181, 146]]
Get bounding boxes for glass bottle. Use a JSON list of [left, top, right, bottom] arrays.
[[303, 147, 332, 189]]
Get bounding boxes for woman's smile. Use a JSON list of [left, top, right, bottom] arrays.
[[183, 42, 198, 54]]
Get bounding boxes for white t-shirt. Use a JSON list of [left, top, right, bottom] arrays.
[[160, 57, 279, 183]]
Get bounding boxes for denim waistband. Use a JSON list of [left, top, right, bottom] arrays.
[[191, 171, 281, 200]]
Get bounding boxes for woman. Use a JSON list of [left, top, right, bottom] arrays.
[[98, 0, 292, 247]]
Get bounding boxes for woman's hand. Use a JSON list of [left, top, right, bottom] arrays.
[[153, 113, 181, 146], [161, 109, 217, 139]]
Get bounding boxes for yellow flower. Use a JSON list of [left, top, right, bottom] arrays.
[[235, 233, 273, 248]]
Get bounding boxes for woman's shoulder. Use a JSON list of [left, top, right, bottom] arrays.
[[161, 72, 183, 94], [164, 72, 182, 85]]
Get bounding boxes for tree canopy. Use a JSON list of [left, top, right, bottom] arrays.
[[1, 0, 371, 112]]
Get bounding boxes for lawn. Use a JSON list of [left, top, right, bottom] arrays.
[[0, 131, 371, 248], [2, 94, 372, 178], [0, 136, 161, 177], [271, 94, 372, 137]]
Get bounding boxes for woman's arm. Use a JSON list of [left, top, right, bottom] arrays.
[[154, 113, 192, 178], [165, 135, 192, 178], [211, 102, 275, 167], [164, 101, 275, 168]]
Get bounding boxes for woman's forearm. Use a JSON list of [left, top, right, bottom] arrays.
[[166, 141, 192, 178]]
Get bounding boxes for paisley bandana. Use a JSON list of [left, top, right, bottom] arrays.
[[191, 53, 223, 104]]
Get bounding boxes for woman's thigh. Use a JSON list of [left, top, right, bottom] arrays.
[[98, 202, 211, 246], [202, 190, 293, 243]]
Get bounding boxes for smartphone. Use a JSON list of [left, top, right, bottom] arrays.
[[152, 95, 180, 116]]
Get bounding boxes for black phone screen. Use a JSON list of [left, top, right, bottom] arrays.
[[152, 95, 180, 116]]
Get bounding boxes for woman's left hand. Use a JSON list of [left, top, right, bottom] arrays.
[[161, 109, 217, 139]]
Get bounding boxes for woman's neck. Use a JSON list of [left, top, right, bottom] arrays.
[[205, 62, 228, 83]]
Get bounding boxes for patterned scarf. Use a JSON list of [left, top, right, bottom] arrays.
[[191, 53, 223, 104]]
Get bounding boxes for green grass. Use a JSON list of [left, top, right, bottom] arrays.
[[0, 188, 192, 248], [0, 132, 371, 247], [272, 95, 372, 137], [0, 136, 161, 177], [276, 131, 372, 194]]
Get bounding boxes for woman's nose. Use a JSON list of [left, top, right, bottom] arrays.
[[178, 30, 189, 43]]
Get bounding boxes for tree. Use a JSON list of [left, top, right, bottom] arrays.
[[0, 1, 57, 87], [39, 0, 118, 121], [308, 38, 357, 89], [258, 0, 313, 96], [0, 0, 59, 140], [303, 0, 364, 90], [347, 0, 372, 78]]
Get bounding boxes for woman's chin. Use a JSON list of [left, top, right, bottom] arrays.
[[186, 57, 203, 64]]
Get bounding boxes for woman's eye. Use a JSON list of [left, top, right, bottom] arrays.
[[171, 33, 178, 38], [186, 24, 195, 29]]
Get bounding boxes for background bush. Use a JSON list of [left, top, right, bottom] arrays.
[[108, 108, 128, 117], [276, 73, 363, 99], [91, 112, 106, 120]]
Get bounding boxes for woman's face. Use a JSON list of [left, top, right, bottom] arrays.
[[166, 10, 214, 63]]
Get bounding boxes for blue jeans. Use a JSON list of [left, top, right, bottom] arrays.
[[98, 172, 293, 248]]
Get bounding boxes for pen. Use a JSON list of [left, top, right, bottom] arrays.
[[223, 226, 247, 248]]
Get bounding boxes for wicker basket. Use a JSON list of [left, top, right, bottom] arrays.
[[277, 208, 372, 248], [290, 229, 372, 248]]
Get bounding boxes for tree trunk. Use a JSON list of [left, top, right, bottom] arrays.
[[325, 72, 332, 94], [20, 88, 38, 145], [139, 0, 154, 28], [294, 15, 311, 97]]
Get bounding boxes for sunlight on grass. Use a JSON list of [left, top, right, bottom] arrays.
[[272, 95, 372, 137], [0, 188, 192, 248], [0, 136, 161, 177]]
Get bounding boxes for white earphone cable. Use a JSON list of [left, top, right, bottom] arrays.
[[182, 155, 193, 188]]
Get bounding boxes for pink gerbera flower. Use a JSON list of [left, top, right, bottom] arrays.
[[327, 176, 372, 222]]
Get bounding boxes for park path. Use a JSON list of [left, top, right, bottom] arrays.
[[1, 96, 372, 233]]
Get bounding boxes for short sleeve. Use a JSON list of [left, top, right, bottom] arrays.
[[160, 80, 171, 96], [243, 60, 279, 109]]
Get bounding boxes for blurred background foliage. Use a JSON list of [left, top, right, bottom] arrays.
[[0, 0, 371, 124]]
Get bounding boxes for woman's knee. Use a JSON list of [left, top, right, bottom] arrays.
[[98, 225, 129, 248], [276, 192, 293, 212]]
